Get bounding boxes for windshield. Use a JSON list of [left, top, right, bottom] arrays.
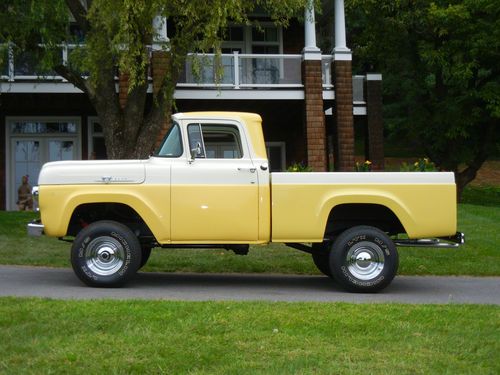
[[155, 122, 183, 157]]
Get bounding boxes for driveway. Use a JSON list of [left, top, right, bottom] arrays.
[[1, 265, 499, 304]]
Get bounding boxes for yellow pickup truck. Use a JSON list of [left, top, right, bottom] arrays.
[[28, 112, 464, 292]]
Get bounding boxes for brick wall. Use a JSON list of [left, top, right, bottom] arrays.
[[302, 59, 327, 171], [332, 60, 355, 171]]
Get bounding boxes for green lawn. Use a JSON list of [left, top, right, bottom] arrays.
[[0, 298, 498, 374], [1, 187, 498, 276]]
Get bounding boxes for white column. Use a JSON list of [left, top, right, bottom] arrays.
[[152, 16, 169, 51], [333, 0, 351, 60], [302, 0, 321, 60]]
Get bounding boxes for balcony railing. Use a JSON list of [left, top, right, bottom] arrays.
[[1, 44, 366, 101], [178, 52, 304, 88]]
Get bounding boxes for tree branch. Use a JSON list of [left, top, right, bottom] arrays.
[[53, 64, 95, 98], [65, 0, 89, 33]]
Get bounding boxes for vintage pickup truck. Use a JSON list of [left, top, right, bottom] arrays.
[[28, 112, 464, 292]]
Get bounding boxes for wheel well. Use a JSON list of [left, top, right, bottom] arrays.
[[67, 203, 155, 244], [325, 203, 405, 237]]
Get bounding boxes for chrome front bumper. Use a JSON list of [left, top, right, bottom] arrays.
[[27, 220, 44, 237]]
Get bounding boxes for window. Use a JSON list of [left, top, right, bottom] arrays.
[[187, 124, 243, 159], [88, 119, 107, 159], [250, 25, 281, 84], [156, 123, 183, 157], [11, 121, 77, 134]]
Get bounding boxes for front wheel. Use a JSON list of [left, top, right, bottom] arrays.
[[71, 220, 142, 287], [329, 226, 398, 293], [311, 243, 332, 277]]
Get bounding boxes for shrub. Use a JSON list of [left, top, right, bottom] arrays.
[[355, 160, 372, 172], [287, 162, 313, 172], [400, 158, 437, 172]]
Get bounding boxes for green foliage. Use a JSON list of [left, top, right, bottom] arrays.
[[346, 0, 500, 191], [354, 160, 372, 171], [461, 185, 500, 207], [400, 158, 437, 172], [0, 0, 310, 158], [287, 162, 313, 172]]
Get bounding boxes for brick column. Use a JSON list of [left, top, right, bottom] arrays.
[[151, 50, 172, 146], [365, 74, 384, 170], [333, 59, 355, 171], [118, 72, 129, 110], [302, 59, 327, 171]]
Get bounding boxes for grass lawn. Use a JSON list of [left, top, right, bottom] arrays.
[[1, 186, 498, 276], [0, 298, 498, 374]]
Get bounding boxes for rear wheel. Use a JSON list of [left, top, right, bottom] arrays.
[[71, 220, 142, 287], [329, 226, 398, 293]]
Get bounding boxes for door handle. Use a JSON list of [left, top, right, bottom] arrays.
[[237, 167, 256, 173]]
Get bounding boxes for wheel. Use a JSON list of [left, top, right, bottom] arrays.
[[139, 246, 152, 269], [71, 220, 142, 287], [329, 226, 398, 293], [311, 243, 332, 277]]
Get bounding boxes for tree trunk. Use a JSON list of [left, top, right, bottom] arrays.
[[455, 121, 497, 201], [455, 160, 485, 202]]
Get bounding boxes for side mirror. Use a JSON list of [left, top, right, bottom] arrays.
[[189, 142, 202, 163]]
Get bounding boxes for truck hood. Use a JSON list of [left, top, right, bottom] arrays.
[[38, 160, 146, 185]]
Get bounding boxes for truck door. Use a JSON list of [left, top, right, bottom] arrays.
[[170, 121, 259, 242]]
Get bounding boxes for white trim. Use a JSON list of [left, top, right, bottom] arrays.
[[1, 82, 84, 93], [333, 49, 352, 61], [302, 49, 322, 61], [366, 73, 382, 81], [271, 172, 455, 185], [174, 89, 305, 100], [322, 90, 335, 100], [353, 107, 367, 116]]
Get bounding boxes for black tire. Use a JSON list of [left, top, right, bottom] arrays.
[[329, 226, 398, 293], [71, 220, 142, 287], [311, 243, 332, 277], [139, 246, 152, 269]]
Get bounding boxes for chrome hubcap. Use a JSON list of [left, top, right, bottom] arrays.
[[85, 236, 125, 276], [346, 241, 385, 280]]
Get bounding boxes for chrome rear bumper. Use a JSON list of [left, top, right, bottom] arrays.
[[394, 232, 465, 249], [27, 220, 44, 237]]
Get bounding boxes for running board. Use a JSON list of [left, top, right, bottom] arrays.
[[394, 232, 465, 248]]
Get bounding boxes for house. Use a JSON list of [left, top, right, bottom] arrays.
[[0, 0, 384, 210]]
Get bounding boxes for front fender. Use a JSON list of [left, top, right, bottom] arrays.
[[39, 184, 171, 242]]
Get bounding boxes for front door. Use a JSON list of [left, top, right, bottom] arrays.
[[170, 121, 259, 243], [10, 138, 76, 210]]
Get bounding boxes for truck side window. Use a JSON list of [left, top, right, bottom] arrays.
[[156, 122, 183, 157], [197, 124, 243, 159]]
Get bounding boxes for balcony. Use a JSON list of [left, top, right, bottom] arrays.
[[1, 45, 366, 105]]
